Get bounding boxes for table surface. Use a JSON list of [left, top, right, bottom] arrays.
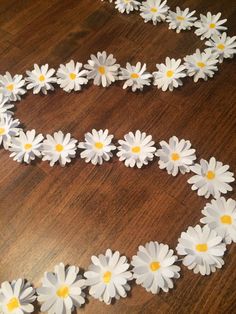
[[0, 0, 235, 313]]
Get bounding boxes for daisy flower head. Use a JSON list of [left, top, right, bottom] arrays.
[[200, 197, 236, 244], [140, 0, 169, 25], [176, 224, 226, 275], [84, 51, 120, 87], [0, 72, 26, 101], [117, 130, 156, 168], [0, 94, 14, 116], [184, 48, 219, 82], [0, 114, 21, 150], [194, 12, 227, 40], [37, 263, 86, 314], [156, 136, 196, 176], [131, 241, 180, 294], [188, 157, 235, 199], [78, 129, 116, 165], [205, 32, 236, 63], [0, 279, 35, 314], [115, 0, 140, 14], [166, 7, 197, 33], [25, 64, 57, 94], [119, 62, 152, 92], [42, 131, 77, 167], [84, 249, 132, 305], [153, 57, 186, 91], [9, 129, 44, 164], [56, 60, 88, 92]]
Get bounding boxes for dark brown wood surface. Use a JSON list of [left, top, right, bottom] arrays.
[[0, 0, 236, 313]]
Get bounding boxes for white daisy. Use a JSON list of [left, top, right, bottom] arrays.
[[25, 64, 57, 94], [140, 0, 169, 25], [188, 157, 235, 199], [37, 263, 86, 314], [184, 48, 218, 82], [42, 131, 77, 167], [0, 72, 26, 101], [84, 51, 120, 87], [194, 12, 227, 40], [56, 60, 88, 92], [115, 0, 140, 14], [0, 279, 35, 314], [117, 130, 156, 168], [205, 32, 236, 63], [9, 130, 44, 164], [166, 7, 197, 33], [84, 249, 132, 305], [78, 129, 116, 165], [119, 62, 152, 92], [131, 241, 180, 294], [156, 136, 196, 176], [0, 94, 14, 116], [200, 197, 236, 244], [153, 57, 186, 91], [0, 114, 21, 150], [176, 224, 226, 275]]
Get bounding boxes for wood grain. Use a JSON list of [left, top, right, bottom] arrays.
[[0, 0, 236, 313]]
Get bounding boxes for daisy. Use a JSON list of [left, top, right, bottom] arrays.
[[176, 224, 226, 275], [140, 0, 169, 25], [0, 114, 21, 150], [166, 7, 197, 33], [0, 72, 26, 101], [200, 197, 236, 244], [0, 279, 35, 314], [188, 157, 235, 199], [37, 263, 86, 314], [0, 94, 14, 116], [156, 136, 196, 176], [84, 51, 120, 87], [25, 64, 57, 94], [117, 130, 156, 168], [78, 129, 116, 165], [56, 60, 88, 92], [115, 0, 140, 14], [84, 249, 132, 305], [131, 241, 180, 294], [153, 57, 186, 91], [184, 48, 219, 82], [119, 62, 152, 92], [42, 131, 77, 167], [205, 32, 236, 63], [9, 129, 44, 164], [194, 12, 227, 40]]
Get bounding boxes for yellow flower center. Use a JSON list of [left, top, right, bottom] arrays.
[[0, 127, 5, 135], [94, 142, 104, 149], [55, 144, 64, 152], [69, 73, 76, 80], [98, 66, 105, 75], [209, 23, 216, 29], [7, 297, 20, 312], [6, 84, 14, 92], [166, 70, 174, 78], [171, 152, 180, 161], [56, 285, 69, 298], [103, 271, 112, 284], [217, 43, 225, 50], [24, 143, 32, 150], [206, 170, 215, 180], [197, 62, 205, 68], [196, 243, 208, 252], [39, 74, 45, 82], [150, 7, 158, 13], [131, 73, 139, 79], [150, 261, 160, 272], [220, 215, 232, 225], [132, 146, 141, 153], [177, 16, 185, 21]]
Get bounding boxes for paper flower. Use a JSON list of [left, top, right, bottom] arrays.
[[194, 12, 227, 40], [37, 263, 86, 314], [131, 241, 180, 294], [115, 0, 140, 14], [119, 62, 152, 92], [140, 0, 169, 25], [188, 157, 235, 199], [9, 129, 44, 164], [0, 72, 26, 101], [26, 64, 57, 94], [0, 114, 21, 150], [0, 279, 35, 314], [205, 32, 236, 63], [166, 7, 197, 33], [117, 130, 156, 168], [42, 131, 77, 167], [153, 57, 186, 91], [56, 60, 88, 92], [78, 129, 116, 165], [156, 136, 196, 176], [84, 51, 119, 87], [0, 94, 14, 116], [184, 48, 218, 82], [200, 197, 236, 244], [177, 224, 226, 275], [84, 249, 132, 305]]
